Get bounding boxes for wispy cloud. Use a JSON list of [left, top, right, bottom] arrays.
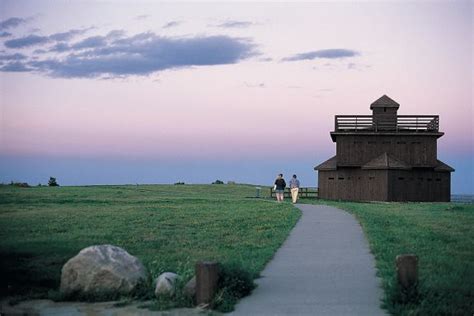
[[0, 61, 31, 72], [1, 32, 257, 78], [0, 17, 30, 30], [0, 53, 27, 61], [135, 14, 150, 20], [282, 49, 359, 61], [4, 34, 49, 48], [4, 27, 93, 48], [215, 20, 254, 28], [163, 21, 181, 29]]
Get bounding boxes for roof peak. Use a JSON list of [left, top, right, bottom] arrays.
[[370, 95, 400, 109]]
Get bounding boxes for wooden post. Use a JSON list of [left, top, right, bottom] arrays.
[[396, 254, 418, 289], [195, 261, 219, 305]]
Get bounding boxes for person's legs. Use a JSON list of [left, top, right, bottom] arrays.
[[291, 188, 299, 203]]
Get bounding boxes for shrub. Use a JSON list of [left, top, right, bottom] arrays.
[[48, 177, 59, 187], [212, 180, 224, 185], [174, 182, 185, 185], [9, 181, 30, 188], [213, 263, 256, 312]]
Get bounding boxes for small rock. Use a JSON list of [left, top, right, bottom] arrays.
[[155, 272, 180, 297], [60, 244, 148, 298], [183, 276, 196, 298]]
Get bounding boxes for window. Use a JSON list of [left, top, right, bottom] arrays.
[[368, 141, 376, 144], [397, 141, 406, 144], [328, 177, 334, 180], [338, 177, 344, 180], [398, 177, 405, 180], [436, 178, 441, 182], [427, 178, 433, 182], [354, 141, 362, 144], [411, 141, 421, 144], [369, 177, 375, 180], [382, 141, 391, 144], [418, 177, 423, 181]]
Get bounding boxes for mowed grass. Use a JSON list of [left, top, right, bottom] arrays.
[[0, 184, 299, 303], [301, 198, 474, 315]]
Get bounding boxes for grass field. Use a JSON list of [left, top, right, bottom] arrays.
[[0, 184, 299, 310], [302, 199, 474, 316]]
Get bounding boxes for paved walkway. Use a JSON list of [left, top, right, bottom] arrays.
[[230, 204, 386, 316]]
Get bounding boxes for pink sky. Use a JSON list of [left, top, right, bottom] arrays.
[[0, 1, 472, 191]]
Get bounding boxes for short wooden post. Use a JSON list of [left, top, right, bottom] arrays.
[[396, 254, 418, 289], [195, 261, 219, 306]]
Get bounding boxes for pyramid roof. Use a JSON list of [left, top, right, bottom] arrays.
[[370, 95, 400, 109], [362, 152, 411, 170], [434, 160, 455, 172], [314, 156, 337, 171]]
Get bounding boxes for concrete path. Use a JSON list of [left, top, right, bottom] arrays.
[[230, 204, 386, 316]]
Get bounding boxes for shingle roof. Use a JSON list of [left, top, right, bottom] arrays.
[[370, 95, 400, 109], [314, 156, 337, 170], [434, 160, 455, 172], [361, 152, 411, 170]]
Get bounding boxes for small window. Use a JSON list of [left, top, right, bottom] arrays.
[[397, 141, 406, 144], [328, 177, 334, 180], [384, 107, 387, 112], [436, 178, 441, 182], [398, 177, 405, 180], [338, 177, 344, 180], [418, 177, 423, 181], [427, 178, 433, 182], [358, 177, 361, 180], [382, 141, 391, 144], [354, 141, 362, 144], [368, 141, 376, 144], [411, 141, 421, 144], [369, 177, 375, 180]]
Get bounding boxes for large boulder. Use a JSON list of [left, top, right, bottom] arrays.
[[60, 245, 148, 298], [183, 276, 196, 298], [154, 272, 180, 297]]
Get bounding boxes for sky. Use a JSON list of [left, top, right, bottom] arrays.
[[0, 1, 472, 193]]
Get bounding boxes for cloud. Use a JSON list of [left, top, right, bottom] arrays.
[[4, 35, 49, 48], [0, 17, 28, 30], [71, 35, 107, 49], [49, 28, 89, 41], [163, 21, 181, 29], [135, 14, 150, 20], [282, 49, 359, 61], [0, 53, 27, 61], [215, 20, 254, 28], [0, 32, 12, 38], [0, 61, 31, 72], [4, 27, 93, 49], [8, 33, 256, 78]]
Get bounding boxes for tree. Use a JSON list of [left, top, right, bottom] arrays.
[[48, 177, 59, 187]]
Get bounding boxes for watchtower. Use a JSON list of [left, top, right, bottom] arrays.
[[315, 95, 454, 202]]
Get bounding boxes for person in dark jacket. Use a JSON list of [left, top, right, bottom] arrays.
[[274, 173, 286, 202]]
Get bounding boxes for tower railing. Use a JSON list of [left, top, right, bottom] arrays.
[[334, 115, 439, 132]]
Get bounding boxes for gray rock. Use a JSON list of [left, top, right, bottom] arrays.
[[60, 245, 148, 298], [183, 276, 196, 298], [154, 272, 180, 297]]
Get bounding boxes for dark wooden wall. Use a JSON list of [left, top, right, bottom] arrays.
[[318, 169, 451, 202], [388, 170, 451, 202], [318, 169, 388, 201], [336, 135, 438, 167]]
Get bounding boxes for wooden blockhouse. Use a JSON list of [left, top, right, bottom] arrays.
[[315, 95, 454, 202]]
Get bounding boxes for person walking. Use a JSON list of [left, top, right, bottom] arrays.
[[289, 174, 300, 204], [274, 174, 286, 202]]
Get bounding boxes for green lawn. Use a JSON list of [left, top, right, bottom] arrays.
[[301, 198, 474, 316], [0, 184, 299, 308]]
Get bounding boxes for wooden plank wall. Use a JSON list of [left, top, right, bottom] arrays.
[[336, 135, 438, 167]]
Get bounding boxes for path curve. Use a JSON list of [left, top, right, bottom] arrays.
[[230, 204, 386, 316]]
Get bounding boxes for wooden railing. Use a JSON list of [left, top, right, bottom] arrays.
[[270, 187, 318, 198], [334, 115, 439, 132]]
